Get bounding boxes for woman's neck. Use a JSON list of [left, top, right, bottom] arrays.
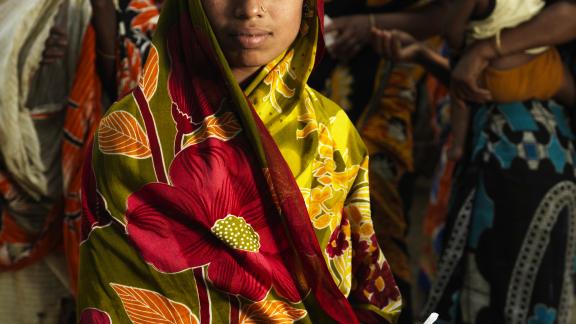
[[232, 66, 261, 84]]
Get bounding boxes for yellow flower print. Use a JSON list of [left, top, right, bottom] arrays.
[[296, 97, 318, 139], [317, 164, 360, 192], [312, 158, 336, 178], [307, 185, 335, 229], [263, 50, 296, 113], [317, 123, 334, 159]]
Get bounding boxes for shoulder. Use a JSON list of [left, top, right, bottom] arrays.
[[303, 86, 368, 161]]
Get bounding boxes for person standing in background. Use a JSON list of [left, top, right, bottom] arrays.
[[0, 0, 91, 322], [372, 1, 576, 322]]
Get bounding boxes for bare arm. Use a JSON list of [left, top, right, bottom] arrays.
[[499, 1, 576, 56], [90, 0, 117, 100], [417, 46, 451, 85], [444, 0, 480, 50], [371, 0, 451, 40], [467, 0, 576, 61], [324, 0, 451, 62], [451, 0, 576, 102], [372, 29, 451, 85]]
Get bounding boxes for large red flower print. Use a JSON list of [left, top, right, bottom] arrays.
[[125, 138, 301, 302]]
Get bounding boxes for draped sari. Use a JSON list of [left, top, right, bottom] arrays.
[[79, 0, 401, 322], [308, 2, 429, 323]]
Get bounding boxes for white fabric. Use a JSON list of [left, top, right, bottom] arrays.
[[467, 0, 547, 54], [0, 0, 64, 200], [0, 0, 91, 200]]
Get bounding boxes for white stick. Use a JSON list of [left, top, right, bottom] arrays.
[[423, 312, 439, 324]]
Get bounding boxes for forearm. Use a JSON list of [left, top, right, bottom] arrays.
[[483, 1, 576, 58], [445, 0, 479, 50], [372, 0, 450, 40], [417, 46, 451, 86]]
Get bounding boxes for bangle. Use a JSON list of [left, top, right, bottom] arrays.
[[494, 30, 503, 57], [369, 14, 376, 30], [96, 48, 116, 60]]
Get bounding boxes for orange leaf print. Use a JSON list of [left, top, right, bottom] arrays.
[[240, 300, 307, 324], [140, 45, 159, 101], [184, 112, 242, 147], [110, 283, 199, 324], [98, 111, 151, 159]]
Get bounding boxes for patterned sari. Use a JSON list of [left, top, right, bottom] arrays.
[[423, 100, 576, 323], [308, 2, 428, 323], [78, 0, 401, 323]]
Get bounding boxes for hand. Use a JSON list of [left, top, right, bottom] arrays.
[[447, 96, 469, 161], [450, 40, 496, 103], [41, 26, 68, 65], [324, 15, 371, 62], [371, 28, 423, 63]]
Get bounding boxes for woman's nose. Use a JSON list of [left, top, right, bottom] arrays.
[[233, 0, 265, 19]]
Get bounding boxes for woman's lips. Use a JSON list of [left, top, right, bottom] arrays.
[[229, 29, 272, 49]]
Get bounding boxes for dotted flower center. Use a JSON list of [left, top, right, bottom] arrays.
[[211, 215, 261, 252]]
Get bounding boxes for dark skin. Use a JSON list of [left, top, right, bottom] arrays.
[[372, 28, 451, 86], [324, 0, 450, 62], [41, 27, 69, 65], [326, 0, 576, 102], [452, 0, 576, 103], [42, 0, 117, 101], [90, 0, 118, 102], [41, 1, 69, 65]]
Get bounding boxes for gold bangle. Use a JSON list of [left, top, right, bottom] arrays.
[[369, 14, 376, 30], [96, 48, 116, 60], [494, 30, 503, 57]]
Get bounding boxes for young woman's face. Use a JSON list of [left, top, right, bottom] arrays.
[[202, 0, 304, 82]]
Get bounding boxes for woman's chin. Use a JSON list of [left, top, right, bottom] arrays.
[[229, 50, 276, 69]]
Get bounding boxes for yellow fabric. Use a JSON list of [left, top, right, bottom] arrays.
[[483, 47, 564, 104], [247, 54, 404, 321]]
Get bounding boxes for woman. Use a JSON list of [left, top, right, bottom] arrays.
[[78, 0, 401, 322], [375, 1, 576, 322]]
